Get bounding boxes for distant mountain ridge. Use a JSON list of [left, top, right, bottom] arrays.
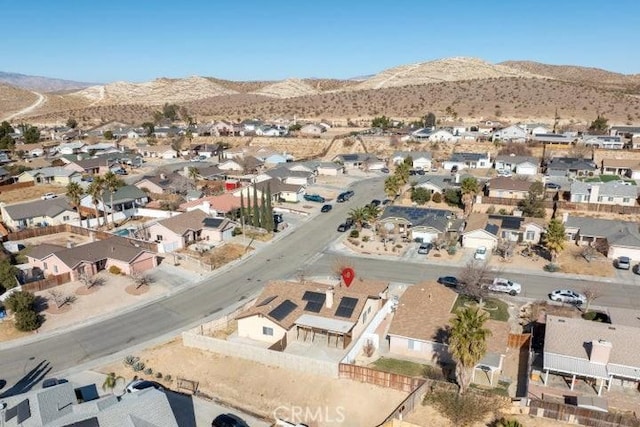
[[0, 71, 97, 93]]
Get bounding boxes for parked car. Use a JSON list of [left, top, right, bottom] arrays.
[[41, 192, 57, 200], [42, 378, 68, 388], [337, 191, 354, 202], [497, 169, 512, 177], [437, 276, 460, 288], [369, 199, 381, 207], [417, 243, 433, 255], [487, 278, 521, 296], [549, 289, 586, 305], [320, 204, 332, 213], [474, 246, 487, 260], [545, 182, 561, 190], [303, 194, 325, 203], [382, 199, 392, 205], [615, 256, 631, 270], [633, 264, 640, 275], [345, 218, 354, 228], [126, 380, 165, 393], [380, 167, 390, 174], [337, 223, 350, 232], [211, 413, 249, 427]]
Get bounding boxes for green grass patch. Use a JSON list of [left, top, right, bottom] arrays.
[[470, 380, 511, 397], [372, 357, 427, 377], [451, 295, 510, 322], [581, 175, 636, 185]]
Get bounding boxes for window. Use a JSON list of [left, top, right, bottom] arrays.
[[156, 235, 163, 241], [262, 326, 273, 336], [363, 311, 367, 324], [63, 215, 70, 221], [526, 230, 535, 241], [43, 262, 48, 270], [597, 196, 603, 202], [608, 197, 614, 202], [53, 265, 58, 273], [408, 339, 421, 351], [623, 198, 631, 203]]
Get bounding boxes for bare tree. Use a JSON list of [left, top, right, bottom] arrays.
[[48, 290, 76, 309], [495, 239, 515, 260], [331, 256, 354, 281], [582, 286, 603, 313], [131, 273, 153, 290], [79, 272, 103, 289], [580, 245, 598, 263], [458, 260, 492, 304], [568, 143, 592, 160]]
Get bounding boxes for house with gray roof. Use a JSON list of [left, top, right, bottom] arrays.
[[542, 315, 640, 396], [1, 197, 79, 231], [377, 206, 460, 243], [262, 166, 315, 186], [610, 125, 640, 136], [390, 151, 432, 170], [145, 209, 209, 252], [581, 134, 624, 149], [569, 181, 638, 206], [531, 133, 576, 144], [414, 174, 462, 194], [80, 185, 148, 218], [332, 153, 385, 170], [563, 214, 640, 260], [134, 172, 191, 195], [0, 381, 178, 427], [494, 154, 539, 176], [546, 157, 598, 177], [442, 152, 491, 171], [16, 167, 82, 186]]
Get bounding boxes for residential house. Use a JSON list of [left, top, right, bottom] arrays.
[[525, 124, 550, 135], [80, 185, 148, 219], [241, 119, 264, 133], [388, 281, 510, 385], [26, 236, 157, 280], [17, 167, 82, 185], [569, 181, 638, 206], [610, 125, 640, 137], [493, 125, 527, 142], [137, 145, 178, 159], [546, 157, 598, 177], [316, 162, 344, 176], [300, 124, 325, 136], [582, 135, 624, 149], [410, 127, 434, 141], [179, 193, 242, 217], [262, 166, 315, 186], [428, 129, 457, 142], [197, 165, 225, 181], [218, 156, 264, 174], [377, 206, 460, 243], [0, 381, 178, 427], [250, 178, 304, 203], [152, 127, 179, 139], [134, 172, 191, 195], [63, 156, 121, 176], [256, 125, 285, 137], [28, 147, 45, 157], [494, 154, 539, 175], [236, 279, 389, 349], [633, 135, 640, 150], [1, 197, 79, 231], [531, 133, 576, 144], [332, 153, 384, 170], [462, 213, 545, 250], [213, 121, 235, 136], [542, 315, 640, 396], [461, 213, 499, 250], [56, 141, 86, 155], [442, 152, 491, 171], [146, 209, 209, 252], [601, 159, 640, 178], [563, 215, 640, 260], [201, 217, 237, 243], [191, 142, 220, 158], [390, 151, 432, 170], [487, 177, 533, 199], [414, 174, 462, 195], [81, 141, 118, 154]]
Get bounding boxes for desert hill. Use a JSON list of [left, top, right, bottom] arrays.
[[250, 78, 320, 98], [0, 84, 39, 119], [0, 71, 96, 92]]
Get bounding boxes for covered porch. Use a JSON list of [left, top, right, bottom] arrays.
[[294, 314, 354, 350]]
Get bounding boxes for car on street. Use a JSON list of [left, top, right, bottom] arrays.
[[211, 414, 249, 427], [320, 204, 332, 213], [416, 169, 425, 175], [474, 246, 488, 260], [369, 199, 381, 207], [126, 380, 165, 393], [615, 256, 631, 270], [437, 276, 459, 288], [545, 182, 561, 190], [381, 167, 390, 173], [549, 289, 586, 305], [41, 192, 57, 200], [633, 264, 640, 275], [382, 199, 392, 205], [487, 278, 521, 296], [337, 190, 354, 202], [417, 242, 433, 255], [303, 194, 325, 203], [337, 223, 350, 232]]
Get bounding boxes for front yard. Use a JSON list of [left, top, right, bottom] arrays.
[[451, 295, 510, 322]]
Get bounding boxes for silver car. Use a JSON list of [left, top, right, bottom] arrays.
[[549, 289, 586, 305]]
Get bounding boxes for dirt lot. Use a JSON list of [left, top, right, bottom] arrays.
[[557, 245, 614, 277], [0, 184, 66, 204], [100, 338, 407, 426]]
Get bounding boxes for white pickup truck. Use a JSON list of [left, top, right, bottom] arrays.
[[487, 278, 521, 296]]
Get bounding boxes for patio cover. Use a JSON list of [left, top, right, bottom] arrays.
[[477, 352, 503, 370], [544, 352, 609, 379], [607, 363, 640, 381], [295, 314, 355, 334]]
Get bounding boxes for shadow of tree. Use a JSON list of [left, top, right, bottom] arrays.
[[0, 359, 51, 398]]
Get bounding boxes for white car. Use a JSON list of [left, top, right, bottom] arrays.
[[496, 169, 513, 177], [487, 278, 521, 296], [549, 289, 586, 305], [41, 192, 57, 200], [474, 247, 487, 260]]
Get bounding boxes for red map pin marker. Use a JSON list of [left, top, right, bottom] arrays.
[[341, 267, 355, 287]]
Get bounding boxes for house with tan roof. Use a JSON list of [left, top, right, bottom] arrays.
[[236, 279, 389, 349], [487, 177, 533, 199], [388, 282, 510, 385], [601, 158, 640, 179], [542, 315, 640, 395], [145, 209, 209, 252], [462, 213, 545, 250]]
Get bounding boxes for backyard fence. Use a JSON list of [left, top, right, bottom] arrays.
[[338, 363, 425, 393], [507, 333, 531, 349], [0, 181, 34, 192], [529, 399, 640, 427], [21, 272, 72, 292]]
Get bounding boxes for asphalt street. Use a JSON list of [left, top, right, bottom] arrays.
[[2, 174, 640, 391]]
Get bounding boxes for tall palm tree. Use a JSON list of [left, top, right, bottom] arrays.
[[102, 171, 124, 228], [460, 177, 480, 217], [187, 166, 200, 190], [448, 306, 492, 394], [543, 218, 566, 264], [364, 204, 380, 222], [102, 372, 125, 394], [395, 162, 411, 185], [66, 182, 84, 227], [384, 175, 401, 199], [348, 207, 368, 230], [87, 178, 104, 228]]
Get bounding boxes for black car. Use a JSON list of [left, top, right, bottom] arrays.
[[337, 223, 348, 232], [381, 167, 390, 173], [345, 218, 354, 227], [545, 182, 561, 190], [437, 276, 460, 288], [337, 191, 352, 202], [273, 213, 283, 224], [369, 199, 381, 207], [212, 413, 248, 427], [321, 204, 332, 213], [416, 169, 425, 175]]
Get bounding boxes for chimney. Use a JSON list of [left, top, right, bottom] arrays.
[[589, 339, 612, 365], [325, 288, 334, 309]]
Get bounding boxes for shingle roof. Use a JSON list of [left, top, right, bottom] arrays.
[[565, 216, 640, 248], [103, 185, 147, 205], [450, 152, 488, 162], [570, 181, 638, 198], [2, 197, 73, 220], [495, 155, 538, 165], [135, 172, 190, 190], [156, 209, 208, 235], [24, 167, 79, 178], [26, 243, 66, 260], [601, 158, 640, 169], [179, 193, 242, 213], [391, 151, 432, 160], [547, 157, 597, 171], [43, 236, 152, 269], [488, 177, 532, 192]]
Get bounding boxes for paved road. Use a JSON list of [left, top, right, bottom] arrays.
[[0, 177, 383, 389]]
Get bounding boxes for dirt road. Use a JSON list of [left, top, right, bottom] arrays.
[[2, 90, 46, 121]]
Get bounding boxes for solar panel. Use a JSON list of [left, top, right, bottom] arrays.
[[65, 418, 100, 427], [335, 297, 358, 318], [501, 216, 522, 230], [5, 403, 18, 422], [304, 301, 323, 313], [302, 291, 326, 304], [256, 295, 277, 307], [268, 300, 297, 321], [16, 399, 31, 424]]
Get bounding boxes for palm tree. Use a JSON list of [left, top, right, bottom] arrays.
[[395, 162, 411, 185], [348, 207, 368, 230], [448, 306, 492, 394], [364, 204, 380, 222], [460, 177, 480, 217], [66, 182, 84, 227], [543, 218, 566, 264], [102, 372, 125, 394], [87, 179, 104, 228], [187, 166, 200, 190], [384, 175, 401, 199], [102, 171, 124, 228]]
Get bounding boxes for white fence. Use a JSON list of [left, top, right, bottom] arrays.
[[342, 299, 395, 364], [134, 208, 179, 219]]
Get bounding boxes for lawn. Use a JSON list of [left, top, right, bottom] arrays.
[[451, 295, 510, 322], [582, 175, 636, 185], [371, 357, 447, 380]]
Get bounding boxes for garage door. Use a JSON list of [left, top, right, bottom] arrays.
[[412, 231, 437, 243], [608, 246, 640, 262], [463, 235, 497, 250]]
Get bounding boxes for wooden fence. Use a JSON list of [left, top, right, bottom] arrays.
[[21, 272, 72, 292], [530, 399, 640, 427], [480, 196, 640, 215], [339, 363, 424, 393], [0, 181, 34, 192], [507, 333, 531, 350]]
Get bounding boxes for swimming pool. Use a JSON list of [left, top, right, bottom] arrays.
[[113, 228, 133, 237]]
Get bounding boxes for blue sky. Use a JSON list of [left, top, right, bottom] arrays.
[[3, 0, 639, 83]]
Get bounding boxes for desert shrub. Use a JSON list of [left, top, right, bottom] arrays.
[[350, 230, 359, 238], [582, 311, 597, 321], [424, 391, 498, 427], [493, 418, 524, 427], [14, 309, 41, 331], [108, 265, 122, 275], [155, 372, 163, 379], [124, 355, 139, 366], [498, 208, 509, 215], [486, 205, 496, 214], [362, 236, 370, 242], [144, 368, 153, 375], [544, 263, 560, 272], [432, 192, 442, 203], [444, 189, 461, 207], [232, 227, 242, 236], [4, 291, 36, 313], [132, 361, 145, 372], [164, 374, 172, 382]]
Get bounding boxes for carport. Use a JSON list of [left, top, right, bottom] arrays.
[[295, 314, 354, 349]]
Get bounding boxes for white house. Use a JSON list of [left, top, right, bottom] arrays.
[[390, 151, 432, 170], [299, 124, 325, 136], [428, 129, 457, 143], [582, 135, 625, 150], [494, 155, 539, 176], [443, 152, 491, 171], [56, 141, 86, 155], [1, 197, 80, 231], [493, 125, 527, 142]]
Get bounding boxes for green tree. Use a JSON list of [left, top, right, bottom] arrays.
[[411, 187, 432, 205], [403, 156, 414, 168], [87, 178, 104, 227], [4, 290, 37, 313], [0, 121, 14, 137], [252, 185, 260, 227], [544, 218, 566, 264], [14, 309, 41, 331], [364, 204, 381, 222], [187, 166, 199, 190], [445, 106, 458, 120], [425, 112, 436, 128], [141, 122, 155, 136], [66, 118, 78, 129], [348, 207, 369, 230], [288, 123, 302, 132], [444, 189, 462, 207], [588, 115, 608, 134], [395, 162, 411, 185], [448, 306, 492, 394], [102, 372, 125, 393], [103, 130, 114, 140], [0, 260, 19, 294], [518, 181, 546, 218], [265, 184, 274, 232], [103, 172, 125, 227], [460, 177, 480, 216], [66, 182, 85, 227], [162, 103, 179, 121], [20, 124, 40, 144], [371, 115, 391, 129], [0, 134, 15, 151], [384, 175, 401, 198]]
